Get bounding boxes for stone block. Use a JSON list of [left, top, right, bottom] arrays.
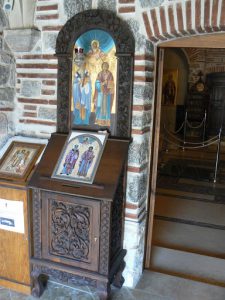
[[128, 135, 150, 167], [127, 18, 154, 53], [123, 219, 146, 287], [132, 110, 151, 130], [38, 107, 56, 121], [98, 0, 116, 11], [0, 7, 8, 30], [0, 87, 14, 102], [0, 52, 14, 64], [126, 171, 148, 203], [4, 29, 41, 52], [64, 0, 92, 19], [0, 112, 8, 135], [139, 0, 164, 8], [0, 64, 10, 85], [43, 32, 58, 53], [133, 83, 153, 105], [20, 80, 41, 98]]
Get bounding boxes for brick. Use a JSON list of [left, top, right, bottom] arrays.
[[131, 128, 150, 135], [119, 0, 134, 3], [42, 80, 56, 86], [212, 0, 220, 31], [49, 100, 57, 105], [134, 76, 153, 83], [16, 64, 57, 69], [125, 202, 139, 210], [160, 6, 172, 38], [142, 12, 158, 42], [23, 112, 37, 118], [24, 105, 37, 111], [36, 14, 59, 20], [176, 3, 187, 35], [0, 108, 13, 111], [17, 73, 57, 79], [133, 104, 152, 111], [168, 5, 180, 37], [18, 98, 48, 104], [41, 89, 55, 95], [134, 65, 153, 72], [19, 119, 56, 126], [118, 6, 135, 13], [135, 54, 154, 61], [186, 1, 195, 34], [195, 0, 204, 33], [19, 54, 56, 60], [42, 26, 62, 31], [204, 0, 213, 32], [36, 5, 58, 11], [220, 0, 225, 29]]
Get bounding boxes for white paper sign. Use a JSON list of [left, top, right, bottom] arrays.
[[0, 198, 24, 233]]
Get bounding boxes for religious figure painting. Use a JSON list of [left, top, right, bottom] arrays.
[[0, 142, 44, 181], [52, 131, 108, 184], [71, 29, 117, 133], [162, 69, 178, 106]]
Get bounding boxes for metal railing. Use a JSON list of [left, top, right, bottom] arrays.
[[162, 111, 222, 183]]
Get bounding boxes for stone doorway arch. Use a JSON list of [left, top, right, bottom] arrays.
[[142, 0, 225, 268]]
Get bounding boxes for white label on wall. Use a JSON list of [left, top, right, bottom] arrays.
[[0, 198, 24, 233]]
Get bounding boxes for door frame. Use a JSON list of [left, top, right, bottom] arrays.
[[144, 33, 225, 268]]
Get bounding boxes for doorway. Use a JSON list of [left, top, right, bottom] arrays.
[[145, 38, 225, 286]]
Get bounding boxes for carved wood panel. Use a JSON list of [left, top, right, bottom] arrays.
[[41, 191, 100, 272]]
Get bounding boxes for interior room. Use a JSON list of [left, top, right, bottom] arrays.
[[150, 47, 225, 286]]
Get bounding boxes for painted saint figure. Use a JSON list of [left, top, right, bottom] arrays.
[[6, 149, 30, 173], [61, 145, 79, 175], [87, 40, 106, 62], [93, 62, 114, 127], [73, 62, 92, 125], [163, 73, 176, 105], [77, 146, 95, 177]]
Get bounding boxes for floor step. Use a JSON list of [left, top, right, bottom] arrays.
[[155, 195, 225, 227], [137, 270, 225, 300], [151, 246, 225, 285], [153, 219, 225, 257]]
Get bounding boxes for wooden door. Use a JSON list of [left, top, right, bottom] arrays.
[[145, 48, 164, 268], [41, 191, 100, 272]]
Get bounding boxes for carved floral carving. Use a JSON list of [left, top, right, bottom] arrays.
[[50, 200, 90, 261]]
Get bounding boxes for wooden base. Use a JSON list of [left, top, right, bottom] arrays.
[[0, 278, 31, 295], [30, 252, 127, 299]]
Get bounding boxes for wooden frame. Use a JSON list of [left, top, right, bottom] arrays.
[[0, 141, 44, 182], [55, 9, 134, 138], [52, 131, 108, 184], [145, 33, 225, 269]]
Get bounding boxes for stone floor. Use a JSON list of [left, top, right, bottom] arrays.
[[1, 271, 225, 300]]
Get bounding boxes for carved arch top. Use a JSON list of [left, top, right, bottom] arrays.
[[55, 9, 135, 138], [56, 9, 135, 55]]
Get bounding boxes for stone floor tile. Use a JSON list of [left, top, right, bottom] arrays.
[[0, 288, 11, 300]]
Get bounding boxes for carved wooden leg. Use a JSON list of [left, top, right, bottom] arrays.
[[31, 269, 48, 298], [112, 260, 126, 288]]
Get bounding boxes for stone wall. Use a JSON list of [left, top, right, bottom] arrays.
[[184, 48, 225, 88], [0, 5, 15, 146], [2, 0, 225, 289]]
